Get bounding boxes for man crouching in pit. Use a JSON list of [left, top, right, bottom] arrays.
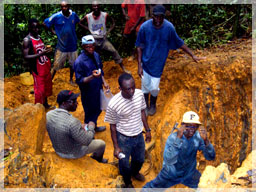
[[46, 90, 108, 163], [142, 111, 215, 191]]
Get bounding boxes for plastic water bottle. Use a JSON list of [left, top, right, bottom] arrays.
[[118, 152, 125, 159]]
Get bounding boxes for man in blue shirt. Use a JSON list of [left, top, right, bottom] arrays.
[[44, 1, 80, 85], [142, 111, 215, 190], [136, 5, 205, 116], [74, 35, 109, 132]]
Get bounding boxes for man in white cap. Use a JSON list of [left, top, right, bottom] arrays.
[[73, 35, 109, 132], [142, 111, 215, 190]]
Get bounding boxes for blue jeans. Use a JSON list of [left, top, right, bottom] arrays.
[[117, 132, 145, 185]]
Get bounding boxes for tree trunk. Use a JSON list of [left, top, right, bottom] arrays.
[[232, 5, 241, 39]]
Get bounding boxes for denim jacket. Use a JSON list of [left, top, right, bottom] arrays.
[[163, 131, 215, 179]]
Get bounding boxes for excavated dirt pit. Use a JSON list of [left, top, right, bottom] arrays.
[[3, 38, 252, 189]]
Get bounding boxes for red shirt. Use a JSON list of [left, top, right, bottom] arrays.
[[30, 36, 51, 76], [122, 0, 146, 34]]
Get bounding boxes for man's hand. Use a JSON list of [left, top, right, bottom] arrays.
[[114, 147, 122, 159], [82, 124, 88, 132], [51, 28, 56, 35], [192, 55, 206, 63], [125, 14, 130, 21], [92, 70, 101, 78], [177, 124, 185, 139], [130, 26, 136, 32], [145, 132, 151, 143], [103, 33, 108, 40], [103, 82, 110, 91], [198, 125, 209, 146], [39, 48, 51, 56], [44, 46, 52, 54]]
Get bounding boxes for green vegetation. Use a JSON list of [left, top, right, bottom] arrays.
[[4, 4, 252, 77]]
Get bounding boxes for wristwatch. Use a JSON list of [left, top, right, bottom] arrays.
[[146, 128, 151, 132]]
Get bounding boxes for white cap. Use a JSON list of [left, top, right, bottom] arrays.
[[182, 111, 201, 124], [82, 35, 95, 45]]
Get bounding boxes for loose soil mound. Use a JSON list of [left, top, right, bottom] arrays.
[[3, 38, 252, 188]]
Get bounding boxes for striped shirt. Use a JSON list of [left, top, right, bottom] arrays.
[[104, 89, 146, 136]]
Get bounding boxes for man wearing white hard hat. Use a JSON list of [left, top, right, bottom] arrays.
[[74, 35, 109, 132], [143, 111, 215, 190]]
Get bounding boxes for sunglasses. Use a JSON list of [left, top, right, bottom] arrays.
[[184, 125, 198, 129]]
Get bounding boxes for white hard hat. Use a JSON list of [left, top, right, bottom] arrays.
[[182, 111, 201, 124]]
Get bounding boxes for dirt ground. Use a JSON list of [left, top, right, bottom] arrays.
[[4, 38, 252, 188]]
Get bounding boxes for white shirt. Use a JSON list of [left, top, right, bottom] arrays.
[[104, 89, 146, 136], [86, 11, 107, 39]]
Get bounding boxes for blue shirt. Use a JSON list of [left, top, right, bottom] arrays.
[[74, 51, 104, 123], [74, 50, 103, 93], [163, 131, 215, 179], [44, 10, 80, 52], [74, 50, 104, 86], [136, 19, 184, 78]]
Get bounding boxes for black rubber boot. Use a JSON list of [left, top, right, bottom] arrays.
[[95, 126, 106, 132], [148, 95, 157, 116], [90, 154, 108, 163], [43, 98, 56, 109]]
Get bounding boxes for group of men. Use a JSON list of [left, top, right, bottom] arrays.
[[23, 1, 129, 109], [23, 1, 215, 190]]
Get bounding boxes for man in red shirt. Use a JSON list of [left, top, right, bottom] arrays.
[[122, 0, 146, 61], [23, 18, 54, 108]]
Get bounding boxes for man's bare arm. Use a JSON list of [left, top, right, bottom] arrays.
[[110, 124, 121, 158], [23, 37, 51, 60], [137, 47, 143, 78], [106, 15, 115, 35], [180, 44, 206, 62], [79, 15, 89, 31], [42, 23, 56, 35]]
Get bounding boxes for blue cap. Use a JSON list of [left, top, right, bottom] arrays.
[[82, 35, 95, 45], [153, 5, 165, 16]]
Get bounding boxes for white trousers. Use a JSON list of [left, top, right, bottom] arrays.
[[141, 70, 160, 97]]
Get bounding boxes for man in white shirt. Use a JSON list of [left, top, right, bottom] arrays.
[[105, 73, 151, 188], [79, 1, 130, 73]]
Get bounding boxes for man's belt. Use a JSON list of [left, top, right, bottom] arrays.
[[118, 131, 141, 138]]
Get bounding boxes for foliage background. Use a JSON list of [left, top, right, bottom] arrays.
[[4, 4, 252, 77]]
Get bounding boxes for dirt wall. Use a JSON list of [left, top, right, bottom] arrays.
[[3, 38, 252, 188]]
